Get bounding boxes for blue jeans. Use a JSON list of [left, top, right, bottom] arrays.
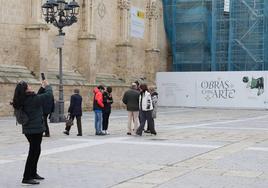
[[94, 111, 103, 134]]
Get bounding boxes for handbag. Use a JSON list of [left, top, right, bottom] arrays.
[[65, 115, 74, 127]]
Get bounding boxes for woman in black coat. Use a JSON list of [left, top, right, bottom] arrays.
[[12, 80, 52, 185], [102, 86, 113, 134]]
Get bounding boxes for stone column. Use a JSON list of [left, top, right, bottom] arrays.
[[116, 0, 132, 83], [25, 0, 49, 78], [78, 0, 97, 84], [145, 0, 160, 83]]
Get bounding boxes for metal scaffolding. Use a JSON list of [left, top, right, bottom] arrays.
[[163, 0, 268, 71]]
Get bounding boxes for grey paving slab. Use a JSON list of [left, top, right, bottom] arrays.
[[157, 172, 268, 188], [207, 150, 268, 173], [1, 107, 268, 187]]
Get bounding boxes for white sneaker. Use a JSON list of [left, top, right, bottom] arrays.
[[105, 131, 110, 135]]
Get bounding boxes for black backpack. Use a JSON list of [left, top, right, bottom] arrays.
[[14, 107, 29, 126]]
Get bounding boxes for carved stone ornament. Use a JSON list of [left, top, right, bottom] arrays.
[[98, 0, 106, 19], [146, 0, 159, 19], [118, 0, 130, 10]]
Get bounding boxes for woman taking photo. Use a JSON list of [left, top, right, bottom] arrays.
[[12, 80, 52, 185]]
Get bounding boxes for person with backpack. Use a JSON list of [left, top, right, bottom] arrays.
[[12, 80, 52, 185]]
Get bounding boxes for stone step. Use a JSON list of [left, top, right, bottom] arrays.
[[96, 73, 125, 86], [0, 65, 39, 84], [47, 69, 89, 85]]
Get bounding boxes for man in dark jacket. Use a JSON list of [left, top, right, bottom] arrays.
[[37, 87, 55, 137], [122, 83, 140, 135], [63, 89, 83, 136]]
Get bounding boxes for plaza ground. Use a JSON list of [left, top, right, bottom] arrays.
[[0, 107, 268, 188]]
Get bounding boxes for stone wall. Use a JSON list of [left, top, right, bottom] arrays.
[[0, 0, 168, 116]]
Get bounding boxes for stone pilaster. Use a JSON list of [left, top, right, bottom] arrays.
[[145, 0, 160, 83], [118, 0, 131, 43], [28, 0, 43, 23], [116, 0, 132, 83], [25, 24, 49, 79], [78, 35, 97, 84], [78, 0, 97, 84], [145, 49, 160, 83], [24, 0, 49, 79], [115, 43, 133, 83]]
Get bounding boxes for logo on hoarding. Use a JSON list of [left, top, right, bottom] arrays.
[[200, 78, 235, 101], [242, 76, 264, 96]]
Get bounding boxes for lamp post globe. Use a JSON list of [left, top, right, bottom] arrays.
[[41, 0, 80, 122]]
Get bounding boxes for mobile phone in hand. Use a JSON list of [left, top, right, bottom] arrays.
[[41, 73, 46, 80]]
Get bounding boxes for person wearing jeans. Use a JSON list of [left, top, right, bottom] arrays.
[[93, 85, 105, 135]]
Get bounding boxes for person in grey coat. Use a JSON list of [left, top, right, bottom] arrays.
[[122, 83, 140, 135], [12, 80, 52, 185]]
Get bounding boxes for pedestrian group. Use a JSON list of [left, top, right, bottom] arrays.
[[11, 79, 158, 185]]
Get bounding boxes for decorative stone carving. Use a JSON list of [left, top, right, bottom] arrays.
[[80, 0, 96, 37], [146, 0, 159, 20], [98, 0, 106, 19], [117, 0, 131, 43], [118, 0, 130, 10]]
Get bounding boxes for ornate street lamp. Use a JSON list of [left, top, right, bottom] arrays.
[[42, 0, 80, 122]]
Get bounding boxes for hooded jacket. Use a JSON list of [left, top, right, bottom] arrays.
[[93, 87, 104, 111]]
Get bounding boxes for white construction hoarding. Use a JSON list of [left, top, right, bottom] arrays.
[[157, 72, 268, 109]]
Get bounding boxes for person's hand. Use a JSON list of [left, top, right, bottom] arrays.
[[41, 80, 49, 88]]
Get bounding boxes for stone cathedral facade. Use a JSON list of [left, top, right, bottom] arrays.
[[0, 0, 168, 116]]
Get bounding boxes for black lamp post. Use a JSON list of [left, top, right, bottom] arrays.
[[42, 0, 80, 122]]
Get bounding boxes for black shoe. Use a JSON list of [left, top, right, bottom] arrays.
[[63, 131, 69, 135], [43, 134, 50, 137], [151, 132, 157, 135], [127, 132, 131, 135], [96, 132, 105, 136], [136, 132, 142, 136], [77, 134, 82, 136], [22, 179, 40, 185], [33, 174, 45, 180], [144, 130, 151, 133]]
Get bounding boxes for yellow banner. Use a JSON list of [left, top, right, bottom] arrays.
[[137, 11, 145, 19]]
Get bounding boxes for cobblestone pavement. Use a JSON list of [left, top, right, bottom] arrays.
[[1, 107, 268, 188]]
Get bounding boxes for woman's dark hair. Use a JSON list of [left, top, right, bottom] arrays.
[[98, 85, 105, 90], [106, 86, 112, 93], [140, 84, 148, 92], [74, 88, 80, 94], [242, 76, 249, 83], [12, 81, 28, 109]]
